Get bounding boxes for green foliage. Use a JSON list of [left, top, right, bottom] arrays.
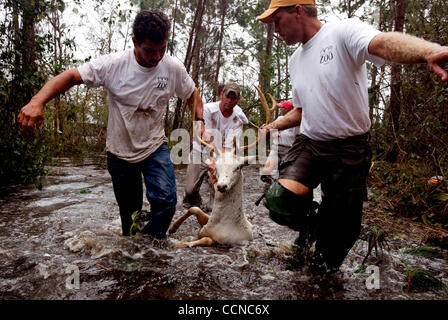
[[0, 122, 50, 187], [435, 193, 448, 202], [0, 0, 56, 186], [405, 268, 448, 293], [359, 226, 389, 265], [368, 1, 448, 230], [368, 161, 448, 228]]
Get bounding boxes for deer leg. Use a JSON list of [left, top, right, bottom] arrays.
[[169, 207, 210, 234], [189, 207, 210, 226], [173, 236, 215, 248]]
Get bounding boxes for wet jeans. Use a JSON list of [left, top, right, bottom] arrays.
[[107, 143, 177, 238]]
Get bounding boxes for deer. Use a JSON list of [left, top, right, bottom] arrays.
[[168, 85, 278, 247]]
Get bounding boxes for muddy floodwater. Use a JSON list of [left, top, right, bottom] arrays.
[[0, 157, 447, 300]]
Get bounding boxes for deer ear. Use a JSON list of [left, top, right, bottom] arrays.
[[239, 155, 257, 167]]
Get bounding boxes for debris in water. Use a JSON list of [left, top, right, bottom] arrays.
[[404, 247, 446, 260], [428, 176, 443, 186]]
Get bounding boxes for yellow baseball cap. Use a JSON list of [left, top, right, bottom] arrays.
[[257, 0, 316, 24]]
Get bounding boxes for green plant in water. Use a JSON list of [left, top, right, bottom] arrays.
[[405, 268, 448, 293], [246, 250, 255, 259], [129, 210, 151, 236], [434, 193, 448, 202], [359, 226, 389, 266]]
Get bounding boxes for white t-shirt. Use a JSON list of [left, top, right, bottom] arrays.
[[78, 49, 195, 162], [193, 101, 248, 152], [276, 115, 298, 147], [289, 18, 385, 141]]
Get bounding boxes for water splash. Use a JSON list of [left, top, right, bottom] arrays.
[[0, 157, 447, 300]]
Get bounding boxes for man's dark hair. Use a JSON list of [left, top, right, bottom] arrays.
[[133, 9, 171, 44]]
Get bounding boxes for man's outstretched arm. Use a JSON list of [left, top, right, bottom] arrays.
[[17, 68, 84, 134], [369, 32, 448, 81]]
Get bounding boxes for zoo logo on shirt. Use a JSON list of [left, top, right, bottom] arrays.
[[155, 77, 168, 89], [320, 46, 334, 65]]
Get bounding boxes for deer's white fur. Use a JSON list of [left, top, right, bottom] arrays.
[[169, 152, 256, 247]]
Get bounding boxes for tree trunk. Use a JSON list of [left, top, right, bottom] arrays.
[[214, 0, 228, 85], [9, 0, 21, 121], [259, 23, 274, 93], [169, 0, 178, 55], [386, 0, 407, 162], [22, 1, 37, 102], [171, 0, 206, 131], [50, 0, 64, 134], [257, 23, 274, 122]]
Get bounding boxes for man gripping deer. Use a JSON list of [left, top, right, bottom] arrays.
[[258, 0, 448, 275], [182, 82, 249, 213], [170, 86, 275, 247]]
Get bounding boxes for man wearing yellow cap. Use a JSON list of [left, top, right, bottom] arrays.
[[258, 0, 448, 274]]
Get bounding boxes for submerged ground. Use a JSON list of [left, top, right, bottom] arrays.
[[0, 156, 447, 300]]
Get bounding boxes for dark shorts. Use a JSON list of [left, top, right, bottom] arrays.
[[277, 144, 291, 163], [279, 132, 372, 192]]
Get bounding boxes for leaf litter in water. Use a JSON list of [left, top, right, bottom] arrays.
[[404, 247, 446, 260]]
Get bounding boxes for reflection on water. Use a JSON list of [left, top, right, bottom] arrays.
[[0, 157, 447, 300]]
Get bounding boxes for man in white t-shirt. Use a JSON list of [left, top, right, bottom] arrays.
[[258, 0, 448, 274], [182, 82, 248, 211], [17, 9, 205, 239]]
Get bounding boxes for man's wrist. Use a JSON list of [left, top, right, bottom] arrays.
[[195, 117, 205, 122]]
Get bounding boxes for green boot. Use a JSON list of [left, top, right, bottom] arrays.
[[264, 181, 314, 231]]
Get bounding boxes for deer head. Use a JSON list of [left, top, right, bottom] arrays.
[[207, 150, 256, 193]]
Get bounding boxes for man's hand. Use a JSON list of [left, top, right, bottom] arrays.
[[17, 100, 45, 136], [259, 123, 275, 139], [202, 130, 213, 144], [427, 49, 448, 82]]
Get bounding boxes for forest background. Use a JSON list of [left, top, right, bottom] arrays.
[[0, 0, 447, 230]]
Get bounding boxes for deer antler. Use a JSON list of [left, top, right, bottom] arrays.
[[267, 93, 278, 116], [239, 85, 277, 151], [233, 136, 238, 156]]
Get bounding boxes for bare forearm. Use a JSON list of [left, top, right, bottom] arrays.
[[31, 68, 83, 105], [369, 32, 448, 81], [18, 68, 83, 132], [188, 88, 205, 135], [187, 88, 204, 119], [270, 108, 302, 130], [369, 32, 443, 64]]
